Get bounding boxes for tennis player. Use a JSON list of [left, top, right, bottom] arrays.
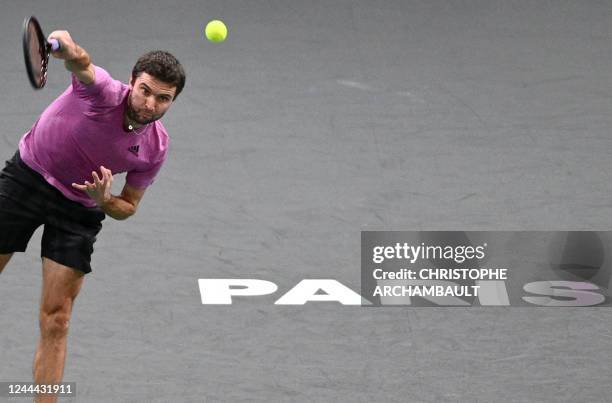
[[0, 30, 185, 401]]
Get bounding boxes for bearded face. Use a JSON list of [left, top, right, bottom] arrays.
[[127, 72, 176, 126]]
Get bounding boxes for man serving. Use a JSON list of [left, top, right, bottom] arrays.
[[0, 30, 185, 402]]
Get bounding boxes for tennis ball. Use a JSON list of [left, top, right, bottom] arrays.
[[205, 20, 228, 43]]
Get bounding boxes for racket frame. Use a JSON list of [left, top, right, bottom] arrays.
[[22, 16, 51, 89]]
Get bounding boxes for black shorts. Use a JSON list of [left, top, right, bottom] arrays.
[[0, 151, 105, 274]]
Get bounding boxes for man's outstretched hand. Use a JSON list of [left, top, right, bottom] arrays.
[[72, 166, 113, 207], [47, 30, 94, 84], [47, 30, 79, 60]]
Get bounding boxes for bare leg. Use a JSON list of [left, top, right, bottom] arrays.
[[0, 253, 13, 274], [33, 257, 84, 403]]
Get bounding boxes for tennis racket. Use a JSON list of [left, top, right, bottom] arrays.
[[22, 16, 60, 89]]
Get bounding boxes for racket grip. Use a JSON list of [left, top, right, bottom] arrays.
[[48, 38, 60, 51]]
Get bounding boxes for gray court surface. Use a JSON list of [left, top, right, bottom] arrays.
[[2, 0, 612, 402]]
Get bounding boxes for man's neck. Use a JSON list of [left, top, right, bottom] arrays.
[[123, 114, 143, 131]]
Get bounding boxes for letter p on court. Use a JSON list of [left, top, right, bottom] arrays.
[[198, 279, 278, 304]]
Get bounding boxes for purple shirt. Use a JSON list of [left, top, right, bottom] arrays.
[[19, 65, 169, 208]]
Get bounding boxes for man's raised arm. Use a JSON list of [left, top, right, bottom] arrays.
[[47, 30, 95, 84]]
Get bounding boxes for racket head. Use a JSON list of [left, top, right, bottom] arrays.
[[22, 16, 50, 89]]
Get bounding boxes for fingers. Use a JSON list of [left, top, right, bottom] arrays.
[[72, 181, 95, 192], [47, 30, 72, 44], [100, 166, 113, 189], [47, 32, 62, 51], [93, 167, 113, 183], [73, 166, 113, 194], [92, 171, 102, 186], [46, 30, 75, 59], [101, 166, 113, 180]]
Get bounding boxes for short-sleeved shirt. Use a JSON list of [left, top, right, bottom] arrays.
[[19, 65, 169, 208]]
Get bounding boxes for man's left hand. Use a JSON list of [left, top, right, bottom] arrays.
[[72, 166, 113, 207]]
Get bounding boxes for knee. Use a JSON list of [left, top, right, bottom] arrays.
[[39, 308, 71, 340]]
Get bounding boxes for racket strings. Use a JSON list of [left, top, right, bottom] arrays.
[[39, 46, 49, 86]]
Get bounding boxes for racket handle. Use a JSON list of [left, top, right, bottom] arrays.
[[48, 38, 60, 52]]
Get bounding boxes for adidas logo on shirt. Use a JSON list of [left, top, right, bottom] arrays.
[[128, 145, 140, 156]]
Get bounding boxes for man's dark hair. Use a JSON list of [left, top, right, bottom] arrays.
[[131, 50, 186, 100]]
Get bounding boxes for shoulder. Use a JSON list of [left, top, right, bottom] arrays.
[[71, 65, 128, 105], [153, 121, 170, 146], [143, 121, 170, 162], [153, 120, 169, 142]]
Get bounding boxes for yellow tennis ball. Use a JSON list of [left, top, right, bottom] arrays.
[[205, 20, 227, 43]]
